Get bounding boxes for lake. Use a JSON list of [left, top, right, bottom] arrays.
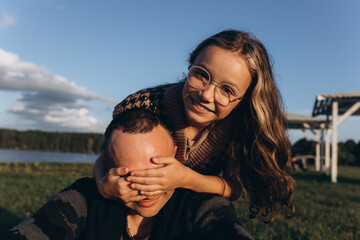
[[0, 149, 98, 163]]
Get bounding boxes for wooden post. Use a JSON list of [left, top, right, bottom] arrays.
[[331, 101, 338, 183], [315, 129, 321, 172], [320, 124, 325, 173], [325, 128, 331, 176]]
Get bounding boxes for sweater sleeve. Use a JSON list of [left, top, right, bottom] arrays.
[[190, 194, 254, 240], [112, 84, 172, 119], [6, 178, 92, 240]]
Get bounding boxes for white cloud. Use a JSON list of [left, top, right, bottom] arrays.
[[0, 48, 116, 132], [43, 107, 106, 132], [0, 49, 115, 105], [8, 97, 107, 132], [0, 12, 16, 29]]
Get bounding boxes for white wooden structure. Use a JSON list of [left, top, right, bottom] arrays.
[[286, 113, 328, 173], [312, 91, 360, 183]]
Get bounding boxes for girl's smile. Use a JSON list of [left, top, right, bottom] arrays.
[[190, 96, 215, 114], [182, 45, 252, 129]]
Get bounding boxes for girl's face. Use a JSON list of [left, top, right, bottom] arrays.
[[182, 45, 252, 129]]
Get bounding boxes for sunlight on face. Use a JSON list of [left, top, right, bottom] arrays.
[[182, 45, 252, 129], [107, 125, 175, 217]]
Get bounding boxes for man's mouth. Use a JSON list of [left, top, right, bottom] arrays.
[[136, 196, 161, 208]]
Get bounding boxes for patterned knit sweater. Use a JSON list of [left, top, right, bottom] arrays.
[[113, 82, 235, 175], [6, 178, 254, 240]]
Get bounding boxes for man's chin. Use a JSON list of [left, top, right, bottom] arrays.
[[133, 206, 161, 218], [128, 191, 174, 218], [126, 197, 162, 218], [137, 211, 160, 218]]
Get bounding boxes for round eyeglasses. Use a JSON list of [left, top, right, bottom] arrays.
[[187, 66, 243, 106]]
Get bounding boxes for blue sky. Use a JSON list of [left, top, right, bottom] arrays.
[[0, 0, 359, 143]]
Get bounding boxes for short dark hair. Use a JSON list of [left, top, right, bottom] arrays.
[[102, 108, 172, 154]]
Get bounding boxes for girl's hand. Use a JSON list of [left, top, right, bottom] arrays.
[[126, 156, 189, 196], [97, 167, 147, 203]]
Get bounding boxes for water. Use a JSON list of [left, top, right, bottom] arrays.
[[0, 149, 98, 163]]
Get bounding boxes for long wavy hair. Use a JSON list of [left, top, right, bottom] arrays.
[[189, 30, 294, 222]]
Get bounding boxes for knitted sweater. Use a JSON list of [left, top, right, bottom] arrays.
[[113, 82, 235, 175], [7, 178, 254, 240]]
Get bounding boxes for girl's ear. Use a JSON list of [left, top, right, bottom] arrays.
[[173, 146, 178, 157]]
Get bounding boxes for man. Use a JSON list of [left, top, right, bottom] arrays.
[[7, 109, 254, 240]]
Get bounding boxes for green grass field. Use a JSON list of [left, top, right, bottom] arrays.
[[1, 162, 359, 239]]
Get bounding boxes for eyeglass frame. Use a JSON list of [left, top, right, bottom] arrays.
[[186, 65, 244, 106]]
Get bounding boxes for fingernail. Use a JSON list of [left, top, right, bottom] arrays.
[[152, 157, 158, 162], [122, 168, 127, 174]]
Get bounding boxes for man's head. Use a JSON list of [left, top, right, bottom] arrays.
[[102, 109, 176, 217]]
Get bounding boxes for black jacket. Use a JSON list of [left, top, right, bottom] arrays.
[[7, 178, 254, 240]]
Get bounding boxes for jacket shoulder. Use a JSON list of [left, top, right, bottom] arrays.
[[112, 83, 175, 118], [185, 193, 254, 240], [6, 178, 94, 240]]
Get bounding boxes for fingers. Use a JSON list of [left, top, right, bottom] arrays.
[[115, 179, 133, 193], [113, 178, 144, 202], [126, 176, 162, 185], [151, 156, 177, 165], [99, 170, 130, 199], [127, 194, 147, 203], [139, 190, 164, 196], [130, 183, 163, 192], [130, 168, 164, 177], [107, 167, 129, 177]]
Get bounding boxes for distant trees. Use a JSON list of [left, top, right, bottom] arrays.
[[1, 129, 359, 165], [0, 129, 102, 154], [338, 140, 358, 166], [292, 137, 360, 166], [292, 138, 316, 156]]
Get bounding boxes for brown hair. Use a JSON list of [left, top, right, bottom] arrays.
[[189, 30, 294, 222]]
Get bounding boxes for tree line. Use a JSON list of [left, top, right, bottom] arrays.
[[0, 129, 102, 154], [1, 129, 359, 165], [292, 138, 360, 166]]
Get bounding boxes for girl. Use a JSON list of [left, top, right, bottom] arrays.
[[94, 29, 294, 222]]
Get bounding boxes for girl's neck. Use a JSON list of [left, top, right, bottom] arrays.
[[126, 213, 154, 240], [184, 125, 206, 141]]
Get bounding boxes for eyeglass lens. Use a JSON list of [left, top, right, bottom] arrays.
[[187, 66, 241, 106]]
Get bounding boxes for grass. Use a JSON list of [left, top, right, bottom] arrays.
[[234, 166, 360, 240], [1, 163, 360, 239], [0, 162, 93, 233]]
